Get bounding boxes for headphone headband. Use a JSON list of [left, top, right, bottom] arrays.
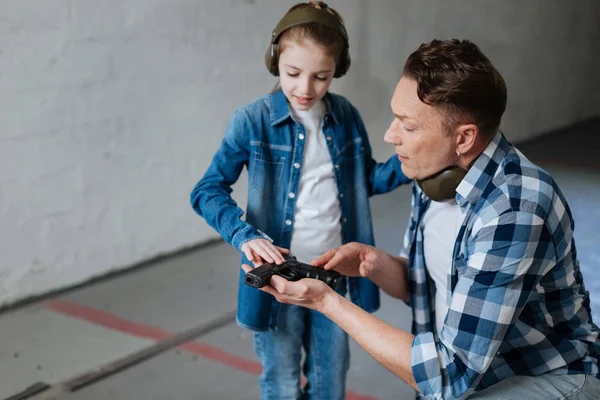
[[265, 6, 351, 78], [271, 7, 348, 46]]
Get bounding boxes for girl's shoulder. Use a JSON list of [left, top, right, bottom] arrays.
[[232, 93, 272, 122], [225, 92, 288, 138]]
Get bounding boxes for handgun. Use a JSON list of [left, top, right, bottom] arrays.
[[244, 256, 342, 289]]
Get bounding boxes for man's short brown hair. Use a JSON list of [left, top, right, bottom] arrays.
[[403, 39, 507, 138]]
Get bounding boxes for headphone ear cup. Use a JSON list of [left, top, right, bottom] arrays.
[[264, 43, 279, 76], [416, 167, 467, 201], [334, 48, 351, 78]]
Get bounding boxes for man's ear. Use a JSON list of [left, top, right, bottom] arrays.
[[455, 123, 478, 155]]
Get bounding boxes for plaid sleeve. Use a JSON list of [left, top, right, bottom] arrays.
[[411, 210, 554, 400]]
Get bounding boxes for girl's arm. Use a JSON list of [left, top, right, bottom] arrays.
[[351, 105, 412, 196], [190, 109, 269, 251]]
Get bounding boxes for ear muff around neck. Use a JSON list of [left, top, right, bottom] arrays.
[[416, 166, 468, 202], [265, 7, 351, 78]]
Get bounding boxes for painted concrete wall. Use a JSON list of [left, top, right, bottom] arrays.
[[1, 0, 599, 306]]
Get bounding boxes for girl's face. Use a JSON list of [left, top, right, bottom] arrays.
[[277, 40, 336, 111]]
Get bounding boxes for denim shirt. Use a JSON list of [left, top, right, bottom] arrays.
[[191, 89, 411, 331]]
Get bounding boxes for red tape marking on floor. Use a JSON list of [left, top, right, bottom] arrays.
[[44, 299, 386, 400]]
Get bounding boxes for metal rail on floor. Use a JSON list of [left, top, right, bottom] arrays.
[[1, 310, 236, 400], [64, 310, 236, 391], [2, 384, 50, 400]]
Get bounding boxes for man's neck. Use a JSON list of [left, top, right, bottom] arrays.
[[456, 135, 494, 171]]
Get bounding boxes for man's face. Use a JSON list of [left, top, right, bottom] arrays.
[[277, 40, 336, 111], [384, 77, 458, 180]]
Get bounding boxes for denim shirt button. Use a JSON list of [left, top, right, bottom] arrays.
[[343, 217, 347, 223], [293, 162, 300, 169], [339, 193, 344, 198], [327, 136, 332, 141], [285, 219, 292, 226], [334, 164, 339, 169], [288, 192, 295, 199], [298, 134, 305, 140]]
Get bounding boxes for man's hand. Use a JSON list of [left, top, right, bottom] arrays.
[[313, 242, 410, 302], [311, 242, 383, 278], [241, 239, 289, 266], [241, 264, 333, 311]]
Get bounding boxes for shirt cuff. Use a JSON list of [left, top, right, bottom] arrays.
[[411, 332, 443, 399]]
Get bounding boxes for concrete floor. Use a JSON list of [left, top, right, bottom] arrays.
[[1, 121, 599, 400]]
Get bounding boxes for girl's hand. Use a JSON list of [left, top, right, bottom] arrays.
[[241, 239, 288, 266]]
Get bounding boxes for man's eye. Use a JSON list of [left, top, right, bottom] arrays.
[[287, 73, 299, 77], [315, 76, 327, 81]]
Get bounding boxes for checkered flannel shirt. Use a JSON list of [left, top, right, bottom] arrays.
[[403, 132, 600, 399]]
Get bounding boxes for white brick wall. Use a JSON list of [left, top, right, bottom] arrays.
[[1, 0, 599, 306]]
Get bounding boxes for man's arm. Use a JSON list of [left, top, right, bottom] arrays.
[[322, 292, 418, 390], [365, 253, 410, 303], [242, 263, 418, 391], [312, 243, 410, 302], [250, 210, 553, 399]]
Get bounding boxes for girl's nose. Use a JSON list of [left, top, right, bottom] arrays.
[[299, 76, 312, 96]]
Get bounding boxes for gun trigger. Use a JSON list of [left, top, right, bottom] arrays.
[[278, 270, 296, 280]]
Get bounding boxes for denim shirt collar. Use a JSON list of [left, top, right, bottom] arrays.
[[268, 88, 341, 126]]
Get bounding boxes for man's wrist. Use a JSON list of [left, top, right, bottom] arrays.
[[316, 287, 343, 315]]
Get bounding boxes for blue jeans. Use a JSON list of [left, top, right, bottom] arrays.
[[253, 304, 350, 400], [469, 374, 600, 399]]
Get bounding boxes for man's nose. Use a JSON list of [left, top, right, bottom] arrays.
[[384, 127, 398, 144]]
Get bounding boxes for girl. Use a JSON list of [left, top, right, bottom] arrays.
[[190, 2, 410, 399]]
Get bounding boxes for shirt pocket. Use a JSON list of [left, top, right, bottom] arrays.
[[337, 137, 367, 190], [339, 136, 365, 159], [249, 141, 290, 194]]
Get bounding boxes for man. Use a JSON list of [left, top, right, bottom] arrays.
[[242, 39, 600, 399]]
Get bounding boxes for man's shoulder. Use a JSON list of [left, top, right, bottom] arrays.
[[501, 148, 557, 207], [479, 146, 563, 223]]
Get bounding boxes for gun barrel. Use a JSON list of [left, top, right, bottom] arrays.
[[244, 262, 284, 288], [244, 272, 265, 288]]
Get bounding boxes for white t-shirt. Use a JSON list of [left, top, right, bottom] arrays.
[[421, 199, 465, 337], [289, 101, 343, 263]]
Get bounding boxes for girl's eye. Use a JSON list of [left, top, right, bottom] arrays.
[[287, 73, 299, 77], [315, 76, 328, 81]]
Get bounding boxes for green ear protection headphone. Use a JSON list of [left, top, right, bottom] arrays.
[[416, 166, 468, 202], [265, 6, 351, 78]]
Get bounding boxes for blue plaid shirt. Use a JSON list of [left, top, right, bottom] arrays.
[[404, 132, 600, 399]]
